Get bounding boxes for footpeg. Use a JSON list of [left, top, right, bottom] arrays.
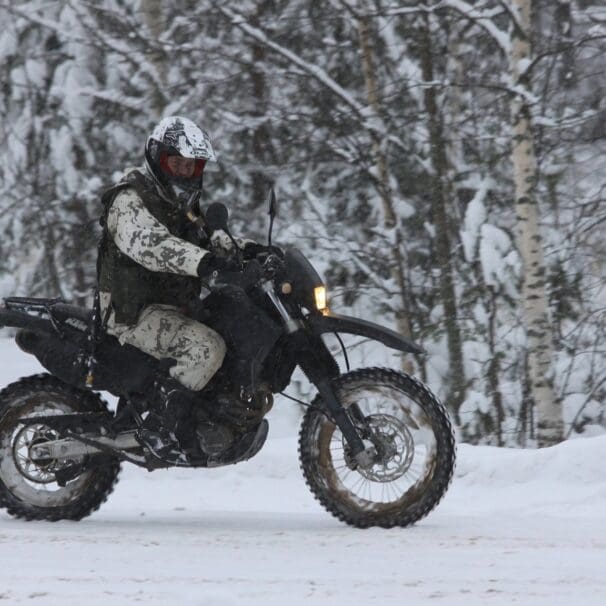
[[136, 428, 187, 464]]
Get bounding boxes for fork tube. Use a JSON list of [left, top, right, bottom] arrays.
[[314, 378, 366, 458], [262, 281, 299, 333], [295, 334, 366, 458]]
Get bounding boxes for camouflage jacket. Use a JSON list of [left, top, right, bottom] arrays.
[[98, 169, 210, 325]]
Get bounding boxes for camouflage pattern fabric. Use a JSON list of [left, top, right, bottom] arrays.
[[102, 187, 227, 391], [107, 188, 209, 276], [104, 299, 226, 391]]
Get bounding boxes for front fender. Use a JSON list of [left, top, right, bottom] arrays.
[[308, 313, 425, 355]]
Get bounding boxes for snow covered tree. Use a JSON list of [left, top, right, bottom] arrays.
[[509, 0, 562, 445], [0, 0, 604, 445], [0, 2, 106, 305]]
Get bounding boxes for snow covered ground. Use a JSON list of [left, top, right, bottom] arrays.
[[0, 338, 604, 605]]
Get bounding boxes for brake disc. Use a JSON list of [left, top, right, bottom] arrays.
[[344, 413, 415, 482]]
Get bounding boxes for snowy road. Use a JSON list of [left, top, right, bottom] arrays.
[[2, 510, 603, 605], [1, 436, 604, 606], [0, 339, 604, 605]]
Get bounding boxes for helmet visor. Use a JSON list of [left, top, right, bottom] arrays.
[[159, 152, 206, 180]]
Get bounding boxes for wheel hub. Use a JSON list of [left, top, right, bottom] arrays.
[[344, 413, 415, 482], [13, 424, 64, 484]]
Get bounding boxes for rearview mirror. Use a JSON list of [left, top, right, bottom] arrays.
[[205, 202, 229, 234]]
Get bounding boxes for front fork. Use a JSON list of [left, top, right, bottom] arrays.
[[263, 280, 375, 469], [312, 377, 375, 469]]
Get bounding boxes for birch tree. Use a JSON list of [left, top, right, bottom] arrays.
[[0, 2, 105, 305], [436, 0, 564, 443], [509, 0, 562, 445]]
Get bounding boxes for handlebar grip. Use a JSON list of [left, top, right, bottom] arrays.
[[212, 259, 263, 291], [262, 254, 285, 279]]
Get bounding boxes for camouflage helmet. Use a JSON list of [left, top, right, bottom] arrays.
[[144, 116, 216, 205]]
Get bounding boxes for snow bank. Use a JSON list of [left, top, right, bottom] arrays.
[[447, 437, 606, 518], [456, 436, 606, 487]]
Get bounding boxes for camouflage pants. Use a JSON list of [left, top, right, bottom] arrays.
[[106, 303, 226, 391]]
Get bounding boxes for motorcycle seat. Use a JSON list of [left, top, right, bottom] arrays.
[[51, 303, 93, 326]]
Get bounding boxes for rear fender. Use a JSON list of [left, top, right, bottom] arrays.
[[0, 306, 55, 333]]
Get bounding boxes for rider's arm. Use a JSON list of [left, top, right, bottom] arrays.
[[107, 189, 210, 276]]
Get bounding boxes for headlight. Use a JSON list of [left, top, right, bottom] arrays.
[[314, 285, 328, 314]]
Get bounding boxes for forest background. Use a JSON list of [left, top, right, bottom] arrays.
[[0, 0, 604, 447]]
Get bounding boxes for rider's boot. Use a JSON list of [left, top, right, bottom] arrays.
[[136, 422, 184, 462], [136, 377, 235, 463], [136, 377, 200, 463]]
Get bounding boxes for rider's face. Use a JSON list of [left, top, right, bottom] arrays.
[[166, 155, 196, 178]]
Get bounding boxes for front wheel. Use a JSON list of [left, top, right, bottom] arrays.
[[299, 368, 455, 528]]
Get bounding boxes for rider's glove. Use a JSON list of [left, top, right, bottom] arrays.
[[196, 253, 241, 278], [242, 242, 284, 260], [262, 253, 285, 279]]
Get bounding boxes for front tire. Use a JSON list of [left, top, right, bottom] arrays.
[[299, 368, 455, 528], [0, 374, 121, 521]]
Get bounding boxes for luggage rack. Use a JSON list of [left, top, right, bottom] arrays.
[[3, 297, 65, 316], [3, 297, 67, 335]]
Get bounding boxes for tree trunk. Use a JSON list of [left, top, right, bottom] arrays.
[[356, 1, 414, 374], [419, 12, 466, 418], [509, 0, 563, 446], [142, 0, 166, 119], [487, 287, 505, 446], [555, 0, 575, 89], [445, 21, 466, 178], [250, 4, 274, 211]]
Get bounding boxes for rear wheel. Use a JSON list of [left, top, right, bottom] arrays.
[[0, 374, 121, 521], [299, 368, 455, 528]]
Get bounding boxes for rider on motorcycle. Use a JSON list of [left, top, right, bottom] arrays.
[[0, 119, 456, 527], [97, 116, 247, 462]]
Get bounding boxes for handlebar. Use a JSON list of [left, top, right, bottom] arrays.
[[241, 254, 284, 289], [206, 248, 285, 293], [260, 253, 284, 280]]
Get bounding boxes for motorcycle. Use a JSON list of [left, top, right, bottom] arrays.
[[0, 196, 455, 528]]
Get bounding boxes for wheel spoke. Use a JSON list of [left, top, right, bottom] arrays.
[[318, 379, 446, 508], [299, 371, 455, 528]]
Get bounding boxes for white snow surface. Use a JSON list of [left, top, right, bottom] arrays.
[[0, 339, 604, 605]]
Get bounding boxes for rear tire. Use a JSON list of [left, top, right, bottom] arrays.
[[299, 368, 455, 528], [0, 374, 121, 521]]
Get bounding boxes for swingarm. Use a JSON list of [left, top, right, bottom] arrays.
[[18, 414, 146, 466]]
